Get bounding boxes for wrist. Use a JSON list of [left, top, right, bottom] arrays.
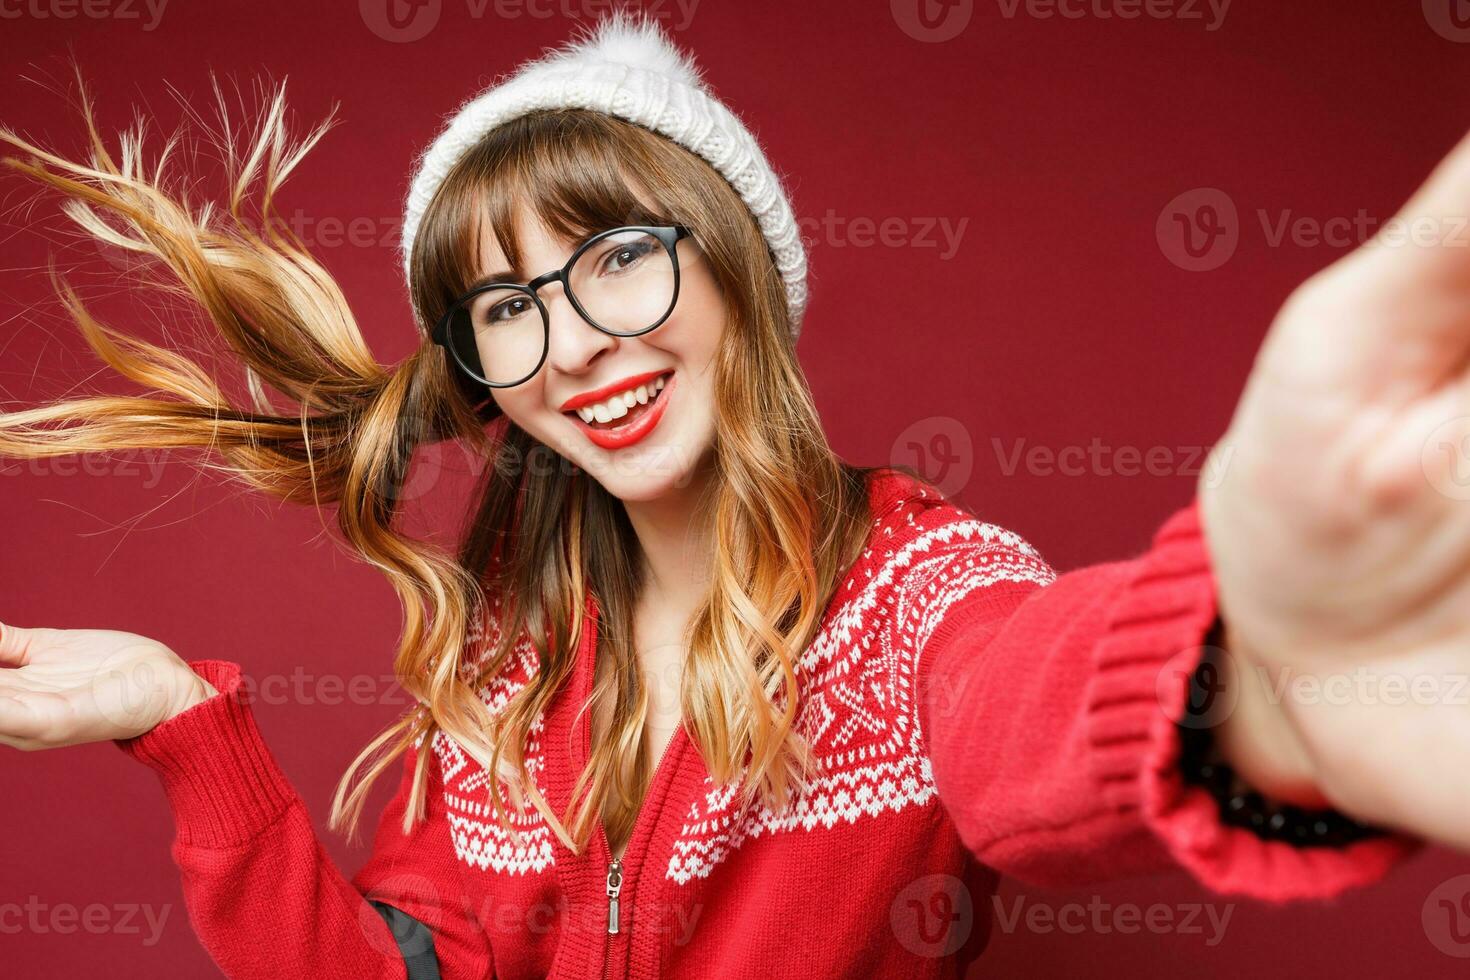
[[164, 668, 220, 722], [1213, 619, 1330, 809], [1181, 633, 1390, 846]]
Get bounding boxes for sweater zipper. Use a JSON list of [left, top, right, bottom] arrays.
[[597, 725, 682, 980], [605, 857, 623, 934]]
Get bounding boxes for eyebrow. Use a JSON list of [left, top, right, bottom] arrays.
[[464, 269, 526, 291], [460, 221, 655, 293]]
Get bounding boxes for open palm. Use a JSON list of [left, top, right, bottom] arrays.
[[0, 624, 215, 749]]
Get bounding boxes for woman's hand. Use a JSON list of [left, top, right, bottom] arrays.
[[0, 622, 217, 750], [1199, 127, 1470, 850]]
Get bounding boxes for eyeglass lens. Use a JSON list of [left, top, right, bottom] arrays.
[[446, 229, 678, 386]]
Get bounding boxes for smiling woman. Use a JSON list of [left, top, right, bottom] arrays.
[[3, 8, 1469, 980]]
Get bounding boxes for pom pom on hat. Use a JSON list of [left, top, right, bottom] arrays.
[[537, 9, 707, 86]]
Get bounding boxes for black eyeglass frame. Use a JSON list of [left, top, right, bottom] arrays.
[[431, 224, 694, 389]]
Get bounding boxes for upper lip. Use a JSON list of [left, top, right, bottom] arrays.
[[559, 369, 671, 412]]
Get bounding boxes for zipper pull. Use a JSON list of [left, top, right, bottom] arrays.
[[606, 858, 623, 935]]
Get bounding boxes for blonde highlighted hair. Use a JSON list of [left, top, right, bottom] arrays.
[[0, 70, 888, 853]]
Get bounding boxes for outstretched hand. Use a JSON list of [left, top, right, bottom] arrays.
[[0, 623, 216, 750], [1200, 127, 1470, 849]]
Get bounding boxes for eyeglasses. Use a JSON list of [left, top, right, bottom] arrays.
[[431, 224, 693, 388]]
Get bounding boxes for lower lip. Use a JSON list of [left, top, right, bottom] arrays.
[[566, 372, 676, 450]]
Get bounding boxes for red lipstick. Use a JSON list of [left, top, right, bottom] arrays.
[[559, 369, 670, 413], [565, 371, 676, 451]]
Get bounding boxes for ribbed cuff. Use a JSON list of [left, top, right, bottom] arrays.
[[114, 659, 300, 849], [1090, 499, 1423, 901]]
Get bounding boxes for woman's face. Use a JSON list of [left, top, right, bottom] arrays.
[[477, 205, 726, 502]]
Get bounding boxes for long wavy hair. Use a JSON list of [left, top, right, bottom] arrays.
[[0, 70, 886, 852]]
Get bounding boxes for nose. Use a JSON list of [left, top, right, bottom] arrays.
[[541, 278, 618, 376]]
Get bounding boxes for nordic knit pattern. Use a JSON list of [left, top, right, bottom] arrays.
[[399, 11, 810, 337], [114, 469, 1423, 979]]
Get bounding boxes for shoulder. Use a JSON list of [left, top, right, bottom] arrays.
[[853, 468, 1057, 613], [799, 469, 1056, 707], [734, 472, 1055, 837]]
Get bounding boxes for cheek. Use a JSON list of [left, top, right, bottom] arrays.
[[490, 388, 547, 433]]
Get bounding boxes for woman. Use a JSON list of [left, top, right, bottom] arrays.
[[0, 10, 1465, 979]]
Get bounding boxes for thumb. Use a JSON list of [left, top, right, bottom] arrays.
[[1265, 128, 1470, 401], [0, 622, 37, 667]]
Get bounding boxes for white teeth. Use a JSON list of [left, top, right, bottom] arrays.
[[572, 373, 670, 425]]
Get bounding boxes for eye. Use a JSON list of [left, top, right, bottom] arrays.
[[597, 235, 658, 276], [480, 295, 534, 326]]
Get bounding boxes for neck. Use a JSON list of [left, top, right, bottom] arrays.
[[621, 459, 719, 612]]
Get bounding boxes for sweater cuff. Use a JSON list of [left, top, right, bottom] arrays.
[[114, 659, 300, 848], [1089, 498, 1424, 902]]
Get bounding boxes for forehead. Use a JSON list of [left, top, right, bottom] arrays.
[[474, 205, 572, 278], [474, 189, 667, 278]]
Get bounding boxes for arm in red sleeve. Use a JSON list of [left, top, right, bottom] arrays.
[[113, 659, 493, 978], [911, 497, 1425, 902]]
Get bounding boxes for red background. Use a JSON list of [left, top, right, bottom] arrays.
[[3, 1, 1468, 976]]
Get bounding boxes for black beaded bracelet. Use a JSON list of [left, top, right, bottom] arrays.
[[1175, 627, 1386, 848]]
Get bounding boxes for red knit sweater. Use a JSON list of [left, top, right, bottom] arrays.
[[114, 470, 1422, 979]]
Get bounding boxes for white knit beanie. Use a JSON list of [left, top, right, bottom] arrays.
[[399, 10, 809, 338]]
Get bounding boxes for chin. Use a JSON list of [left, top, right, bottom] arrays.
[[506, 381, 717, 501], [578, 436, 714, 502]]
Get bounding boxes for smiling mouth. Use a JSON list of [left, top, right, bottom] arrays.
[[563, 371, 673, 430]]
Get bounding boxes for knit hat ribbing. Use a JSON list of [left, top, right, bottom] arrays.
[[399, 11, 809, 338]]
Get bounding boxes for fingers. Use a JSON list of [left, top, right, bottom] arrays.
[[1262, 129, 1470, 399], [1380, 126, 1470, 263], [0, 622, 36, 668], [1349, 125, 1470, 297], [0, 690, 65, 747]]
